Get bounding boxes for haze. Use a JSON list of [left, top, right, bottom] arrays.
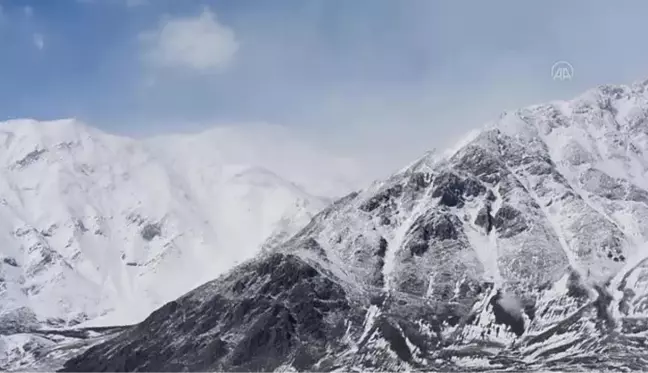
[[1, 0, 647, 179]]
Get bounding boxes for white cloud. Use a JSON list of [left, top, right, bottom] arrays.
[[33, 33, 44, 50], [140, 7, 238, 72]]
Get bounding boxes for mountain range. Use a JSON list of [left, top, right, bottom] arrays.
[[4, 79, 648, 371]]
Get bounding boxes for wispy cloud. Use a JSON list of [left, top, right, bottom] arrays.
[[76, 0, 148, 7], [33, 33, 44, 50], [139, 7, 238, 72]]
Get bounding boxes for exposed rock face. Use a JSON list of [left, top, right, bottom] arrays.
[[60, 80, 648, 371], [63, 254, 360, 372]]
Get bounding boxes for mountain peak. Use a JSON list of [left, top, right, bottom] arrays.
[[0, 119, 360, 336], [0, 118, 98, 143]]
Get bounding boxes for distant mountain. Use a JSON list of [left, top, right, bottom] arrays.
[[61, 79, 648, 372], [0, 119, 363, 336]]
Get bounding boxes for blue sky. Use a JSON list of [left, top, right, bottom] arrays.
[[2, 0, 648, 170]]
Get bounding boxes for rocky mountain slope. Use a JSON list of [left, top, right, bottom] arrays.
[[59, 79, 648, 372], [0, 119, 362, 334]]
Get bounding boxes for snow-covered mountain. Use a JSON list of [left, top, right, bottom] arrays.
[[60, 79, 648, 372], [0, 119, 363, 334]]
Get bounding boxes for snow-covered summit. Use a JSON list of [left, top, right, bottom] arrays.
[[270, 78, 648, 369], [0, 119, 363, 329], [272, 78, 648, 303]]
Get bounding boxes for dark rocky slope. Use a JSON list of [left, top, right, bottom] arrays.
[[62, 254, 362, 372]]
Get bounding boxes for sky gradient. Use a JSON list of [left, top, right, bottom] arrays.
[[1, 0, 648, 175]]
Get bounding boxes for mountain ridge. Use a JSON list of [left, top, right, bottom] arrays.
[[5, 78, 648, 371], [0, 119, 364, 332]]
